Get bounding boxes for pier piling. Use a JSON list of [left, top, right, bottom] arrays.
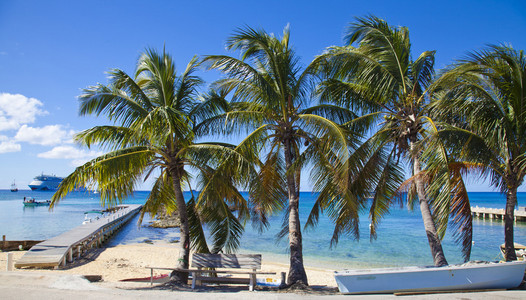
[[471, 206, 526, 222]]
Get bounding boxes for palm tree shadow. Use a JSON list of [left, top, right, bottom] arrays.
[[59, 247, 106, 270], [133, 282, 339, 295]]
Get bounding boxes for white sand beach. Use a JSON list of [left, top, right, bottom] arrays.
[[0, 241, 335, 286], [1, 242, 526, 299]]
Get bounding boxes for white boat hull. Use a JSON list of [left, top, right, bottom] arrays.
[[334, 261, 526, 294]]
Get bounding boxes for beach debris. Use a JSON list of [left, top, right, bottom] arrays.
[[279, 281, 311, 292], [82, 275, 102, 282], [106, 258, 129, 269]]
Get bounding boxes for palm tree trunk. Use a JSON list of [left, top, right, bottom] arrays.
[[504, 186, 518, 261], [284, 138, 308, 286], [168, 164, 191, 284], [411, 142, 448, 267]]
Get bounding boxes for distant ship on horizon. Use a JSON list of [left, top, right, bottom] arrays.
[[10, 180, 18, 192], [28, 173, 63, 191]]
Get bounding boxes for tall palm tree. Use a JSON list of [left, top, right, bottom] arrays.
[[51, 49, 256, 283], [316, 16, 473, 266], [432, 45, 526, 261], [203, 25, 356, 285]]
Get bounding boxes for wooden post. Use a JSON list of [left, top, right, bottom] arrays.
[[60, 255, 66, 268], [68, 248, 73, 262], [6, 253, 13, 271], [78, 245, 82, 258], [249, 272, 255, 291]]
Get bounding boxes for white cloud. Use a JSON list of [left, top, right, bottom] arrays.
[[15, 124, 75, 146], [0, 93, 48, 131], [0, 135, 21, 153], [38, 145, 103, 166]]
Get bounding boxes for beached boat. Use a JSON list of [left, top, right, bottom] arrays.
[[500, 243, 526, 260], [334, 261, 526, 294], [23, 197, 51, 206]]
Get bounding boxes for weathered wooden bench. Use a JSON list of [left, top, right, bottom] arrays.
[[146, 253, 276, 291]]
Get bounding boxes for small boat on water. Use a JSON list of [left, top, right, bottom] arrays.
[[82, 210, 104, 224], [23, 197, 51, 206], [334, 261, 526, 294], [10, 180, 18, 192]]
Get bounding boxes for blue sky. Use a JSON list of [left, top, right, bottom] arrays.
[[0, 0, 525, 191]]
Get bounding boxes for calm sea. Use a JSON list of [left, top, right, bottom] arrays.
[[1, 190, 525, 270]]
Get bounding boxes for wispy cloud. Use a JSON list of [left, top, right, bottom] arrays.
[[0, 135, 21, 153], [38, 145, 103, 166], [15, 124, 75, 146], [0, 93, 48, 131]]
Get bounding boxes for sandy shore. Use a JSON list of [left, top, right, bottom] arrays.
[[0, 241, 336, 287], [2, 242, 526, 299]]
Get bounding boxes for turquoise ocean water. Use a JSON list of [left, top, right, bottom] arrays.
[[1, 190, 525, 270]]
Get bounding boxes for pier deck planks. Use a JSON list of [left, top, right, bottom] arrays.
[[14, 204, 142, 269]]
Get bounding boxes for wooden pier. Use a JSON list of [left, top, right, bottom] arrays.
[[471, 206, 526, 222], [14, 204, 142, 269]]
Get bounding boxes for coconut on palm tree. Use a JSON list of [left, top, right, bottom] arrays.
[[316, 15, 474, 266], [203, 25, 357, 285], [432, 44, 526, 261], [51, 49, 257, 283]]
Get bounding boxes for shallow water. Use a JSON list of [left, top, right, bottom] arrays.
[[1, 190, 525, 270]]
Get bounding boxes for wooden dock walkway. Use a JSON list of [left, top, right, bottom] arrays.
[[15, 204, 142, 269], [471, 206, 526, 222]]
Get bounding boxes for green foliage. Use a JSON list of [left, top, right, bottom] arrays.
[[51, 48, 253, 255], [317, 15, 473, 262], [431, 45, 526, 260], [432, 45, 526, 192], [203, 25, 358, 250]]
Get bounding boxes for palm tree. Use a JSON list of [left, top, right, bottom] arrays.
[[203, 25, 356, 285], [316, 15, 473, 266], [432, 45, 526, 261], [51, 49, 256, 283]]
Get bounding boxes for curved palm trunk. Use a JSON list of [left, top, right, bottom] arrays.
[[411, 142, 449, 267], [284, 138, 308, 285], [504, 186, 518, 261], [168, 164, 191, 284]]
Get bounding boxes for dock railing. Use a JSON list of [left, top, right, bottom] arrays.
[[14, 204, 142, 269]]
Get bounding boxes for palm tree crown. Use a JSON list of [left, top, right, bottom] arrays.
[[317, 15, 473, 265], [203, 25, 356, 285], [433, 44, 526, 260], [51, 49, 251, 283]]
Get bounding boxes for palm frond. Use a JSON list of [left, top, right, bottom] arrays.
[[52, 146, 154, 208]]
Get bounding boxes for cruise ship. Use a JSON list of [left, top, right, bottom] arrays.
[[28, 173, 63, 191]]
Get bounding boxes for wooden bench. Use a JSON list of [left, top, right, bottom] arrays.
[[147, 253, 276, 291]]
